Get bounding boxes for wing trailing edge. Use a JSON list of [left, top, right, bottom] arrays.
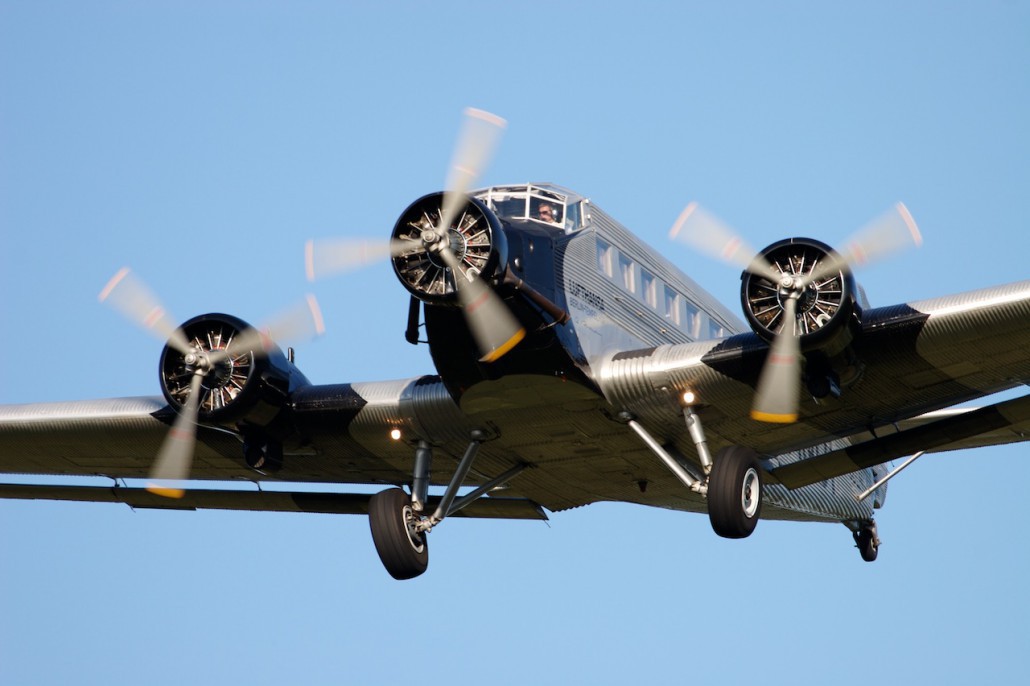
[[0, 482, 548, 520], [770, 393, 1030, 489]]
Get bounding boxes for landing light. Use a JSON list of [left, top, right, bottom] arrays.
[[682, 390, 697, 405], [389, 428, 402, 441]]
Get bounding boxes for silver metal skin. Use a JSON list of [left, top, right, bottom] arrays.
[[2, 181, 1029, 571]]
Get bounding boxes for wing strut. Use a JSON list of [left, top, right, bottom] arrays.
[[856, 451, 925, 502]]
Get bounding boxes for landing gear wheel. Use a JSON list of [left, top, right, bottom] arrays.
[[854, 523, 879, 562], [368, 488, 429, 580], [708, 446, 763, 539]]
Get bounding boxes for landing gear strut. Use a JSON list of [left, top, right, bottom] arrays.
[[624, 409, 764, 540], [368, 430, 527, 580]]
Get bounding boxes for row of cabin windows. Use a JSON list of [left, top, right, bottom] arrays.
[[598, 237, 727, 340]]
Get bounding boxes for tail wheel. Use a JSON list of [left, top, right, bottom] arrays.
[[854, 523, 879, 562], [708, 446, 763, 539], [368, 488, 429, 580]]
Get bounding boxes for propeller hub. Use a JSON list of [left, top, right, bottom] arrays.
[[181, 350, 234, 391], [426, 228, 468, 269]]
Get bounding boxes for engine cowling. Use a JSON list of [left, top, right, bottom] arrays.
[[158, 313, 307, 427], [390, 192, 509, 304], [741, 237, 861, 357]]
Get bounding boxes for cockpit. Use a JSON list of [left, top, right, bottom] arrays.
[[473, 183, 587, 233]]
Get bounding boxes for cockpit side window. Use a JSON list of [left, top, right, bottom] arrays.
[[532, 198, 563, 225], [564, 201, 581, 232]]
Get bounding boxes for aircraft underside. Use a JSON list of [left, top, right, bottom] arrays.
[[3, 108, 1029, 580]]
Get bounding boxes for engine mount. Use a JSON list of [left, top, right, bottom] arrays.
[[391, 192, 508, 305]]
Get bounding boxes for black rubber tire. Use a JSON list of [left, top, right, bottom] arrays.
[[857, 528, 878, 562], [708, 446, 763, 539], [368, 488, 429, 580]]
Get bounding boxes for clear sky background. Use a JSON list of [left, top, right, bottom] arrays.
[[1, 2, 1027, 684]]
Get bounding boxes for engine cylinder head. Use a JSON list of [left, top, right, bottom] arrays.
[[391, 192, 508, 305], [741, 237, 860, 354], [158, 313, 295, 425]]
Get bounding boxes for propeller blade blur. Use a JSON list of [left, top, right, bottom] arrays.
[[98, 267, 192, 355], [437, 108, 507, 237], [216, 295, 326, 360], [146, 371, 204, 498], [669, 203, 782, 283], [751, 297, 801, 423], [305, 237, 422, 281], [802, 203, 922, 286], [437, 246, 525, 362]]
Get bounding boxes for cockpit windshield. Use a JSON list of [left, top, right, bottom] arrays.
[[474, 183, 585, 233]]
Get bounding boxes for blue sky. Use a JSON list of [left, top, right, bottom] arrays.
[[1, 2, 1027, 684]]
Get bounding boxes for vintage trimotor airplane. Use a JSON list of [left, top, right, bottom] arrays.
[[2, 108, 1028, 580]]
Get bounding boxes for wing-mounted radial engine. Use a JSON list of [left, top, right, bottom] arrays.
[[741, 237, 863, 400], [99, 267, 324, 495], [158, 312, 311, 470], [390, 192, 508, 304], [670, 201, 921, 422]]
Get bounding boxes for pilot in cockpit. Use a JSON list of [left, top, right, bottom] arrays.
[[535, 201, 562, 225]]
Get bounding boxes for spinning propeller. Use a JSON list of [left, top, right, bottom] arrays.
[[670, 203, 921, 423], [305, 108, 525, 362], [99, 267, 325, 497]]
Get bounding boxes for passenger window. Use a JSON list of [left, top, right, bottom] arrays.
[[618, 253, 635, 291], [664, 286, 681, 325], [641, 269, 657, 308], [686, 303, 703, 339], [597, 238, 614, 278]]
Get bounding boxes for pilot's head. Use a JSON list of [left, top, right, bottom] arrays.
[[538, 202, 556, 222]]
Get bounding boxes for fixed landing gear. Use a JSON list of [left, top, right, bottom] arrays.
[[708, 446, 763, 539], [368, 431, 527, 580], [852, 520, 880, 562], [624, 410, 765, 540], [369, 487, 429, 580]]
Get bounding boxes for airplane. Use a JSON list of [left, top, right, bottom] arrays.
[[1, 108, 1028, 580]]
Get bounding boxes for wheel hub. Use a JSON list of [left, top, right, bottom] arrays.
[[741, 467, 760, 518], [402, 504, 427, 553]]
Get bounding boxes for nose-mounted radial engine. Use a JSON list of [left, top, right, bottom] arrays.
[[390, 192, 508, 305], [304, 107, 527, 364], [670, 201, 921, 422]]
